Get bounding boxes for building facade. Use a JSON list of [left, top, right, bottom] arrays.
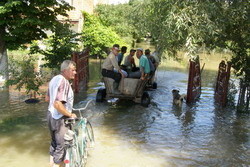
[[59, 0, 109, 33]]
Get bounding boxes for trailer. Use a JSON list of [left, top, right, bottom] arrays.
[[96, 77, 151, 107]]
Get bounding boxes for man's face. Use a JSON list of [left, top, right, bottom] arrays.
[[64, 64, 77, 80], [145, 51, 150, 56], [112, 47, 120, 56], [136, 50, 143, 59], [130, 51, 136, 56]]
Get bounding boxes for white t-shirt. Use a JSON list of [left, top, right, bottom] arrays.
[[48, 74, 74, 119]]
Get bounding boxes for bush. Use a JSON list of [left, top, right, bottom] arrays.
[[6, 55, 44, 98]]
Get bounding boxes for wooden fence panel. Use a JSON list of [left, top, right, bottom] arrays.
[[214, 60, 231, 107], [186, 58, 202, 103], [71, 49, 89, 93]]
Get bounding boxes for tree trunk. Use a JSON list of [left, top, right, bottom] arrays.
[[0, 26, 8, 85]]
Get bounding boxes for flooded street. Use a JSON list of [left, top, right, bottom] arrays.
[[0, 56, 250, 167]]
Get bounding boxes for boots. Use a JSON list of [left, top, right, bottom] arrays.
[[113, 82, 121, 94]]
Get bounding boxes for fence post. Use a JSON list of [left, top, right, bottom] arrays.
[[214, 60, 231, 107], [186, 58, 202, 103], [71, 49, 89, 93]]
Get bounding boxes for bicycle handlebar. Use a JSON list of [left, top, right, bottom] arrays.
[[72, 99, 94, 112]]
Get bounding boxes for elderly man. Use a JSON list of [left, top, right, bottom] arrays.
[[102, 44, 126, 92], [46, 60, 77, 167], [128, 48, 150, 80]]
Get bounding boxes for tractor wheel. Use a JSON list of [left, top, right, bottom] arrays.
[[96, 88, 106, 102], [141, 91, 150, 107]]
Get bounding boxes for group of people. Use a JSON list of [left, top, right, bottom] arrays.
[[101, 44, 159, 92]]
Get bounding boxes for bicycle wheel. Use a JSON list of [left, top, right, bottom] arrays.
[[86, 121, 95, 148], [64, 146, 79, 167]]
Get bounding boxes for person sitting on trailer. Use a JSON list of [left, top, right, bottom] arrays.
[[117, 46, 127, 66], [123, 49, 137, 72], [128, 48, 150, 80], [145, 49, 155, 74], [151, 50, 160, 69], [102, 44, 127, 93]]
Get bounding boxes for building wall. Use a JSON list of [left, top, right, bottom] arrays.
[[94, 0, 109, 5], [59, 0, 109, 33]]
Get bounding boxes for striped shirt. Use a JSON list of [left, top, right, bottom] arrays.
[[48, 74, 74, 119]]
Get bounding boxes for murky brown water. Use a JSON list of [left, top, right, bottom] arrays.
[[0, 53, 249, 167]]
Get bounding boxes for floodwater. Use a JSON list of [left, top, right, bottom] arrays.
[[0, 54, 250, 167]]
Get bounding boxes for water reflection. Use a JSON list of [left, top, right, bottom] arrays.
[[0, 90, 49, 167]]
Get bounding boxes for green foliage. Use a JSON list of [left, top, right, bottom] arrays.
[[133, 0, 250, 81], [94, 3, 136, 38], [82, 11, 126, 58], [30, 23, 80, 69], [214, 1, 250, 81], [0, 0, 72, 50], [6, 55, 43, 96], [133, 0, 219, 58]]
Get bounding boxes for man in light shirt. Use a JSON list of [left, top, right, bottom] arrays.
[[102, 44, 126, 92], [128, 48, 150, 80], [46, 60, 77, 167]]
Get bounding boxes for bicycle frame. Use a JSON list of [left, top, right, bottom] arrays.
[[64, 100, 95, 167]]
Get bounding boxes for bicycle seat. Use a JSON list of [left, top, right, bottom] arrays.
[[64, 118, 79, 125]]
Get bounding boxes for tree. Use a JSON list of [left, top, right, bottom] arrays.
[[95, 3, 134, 37], [214, 1, 250, 80], [133, 0, 250, 109], [82, 11, 126, 58], [0, 0, 72, 81], [30, 23, 80, 69], [132, 0, 219, 58], [6, 55, 44, 100]]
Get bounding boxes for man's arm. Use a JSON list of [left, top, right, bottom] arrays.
[[140, 67, 146, 80], [131, 58, 136, 68], [110, 54, 120, 70], [110, 54, 125, 78], [54, 101, 77, 118]]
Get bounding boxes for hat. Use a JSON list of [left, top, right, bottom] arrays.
[[145, 49, 151, 53], [137, 48, 143, 52], [130, 49, 136, 52]]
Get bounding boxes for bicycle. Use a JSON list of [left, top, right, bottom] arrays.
[[63, 100, 95, 167]]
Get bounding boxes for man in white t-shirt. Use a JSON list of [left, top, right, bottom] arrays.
[[46, 60, 77, 167]]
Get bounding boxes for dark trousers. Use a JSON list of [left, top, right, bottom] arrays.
[[47, 111, 69, 164], [102, 69, 121, 83]]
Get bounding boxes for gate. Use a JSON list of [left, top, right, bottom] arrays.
[[214, 60, 231, 107], [71, 49, 89, 93], [186, 58, 202, 103]]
